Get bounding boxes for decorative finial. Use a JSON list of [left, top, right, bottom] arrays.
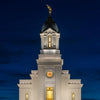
[[46, 4, 52, 15]]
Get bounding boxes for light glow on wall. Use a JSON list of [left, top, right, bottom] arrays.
[[25, 93, 29, 100], [72, 93, 75, 100]]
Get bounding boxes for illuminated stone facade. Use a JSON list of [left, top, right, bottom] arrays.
[[18, 15, 83, 100]]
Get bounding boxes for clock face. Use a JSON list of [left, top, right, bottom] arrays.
[[47, 71, 53, 78]]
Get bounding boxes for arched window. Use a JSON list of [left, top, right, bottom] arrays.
[[25, 93, 29, 100], [48, 35, 52, 48], [47, 87, 53, 100], [72, 93, 75, 100]]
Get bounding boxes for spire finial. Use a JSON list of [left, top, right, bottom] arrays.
[[46, 4, 52, 15]]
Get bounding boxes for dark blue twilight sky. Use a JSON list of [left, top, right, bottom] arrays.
[[0, 0, 100, 100]]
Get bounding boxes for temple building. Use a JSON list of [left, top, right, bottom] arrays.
[[18, 6, 83, 100]]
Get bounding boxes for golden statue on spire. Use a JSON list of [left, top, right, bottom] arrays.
[[46, 4, 52, 15]]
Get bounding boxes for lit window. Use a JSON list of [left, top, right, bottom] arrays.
[[25, 93, 29, 100], [47, 87, 53, 100], [72, 93, 75, 100], [48, 36, 52, 48]]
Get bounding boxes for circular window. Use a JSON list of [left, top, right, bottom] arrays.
[[47, 71, 53, 78]]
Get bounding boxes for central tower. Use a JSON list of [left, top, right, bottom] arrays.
[[37, 12, 63, 100]]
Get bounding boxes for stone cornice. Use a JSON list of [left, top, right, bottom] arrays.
[[17, 84, 32, 89], [67, 84, 83, 89]]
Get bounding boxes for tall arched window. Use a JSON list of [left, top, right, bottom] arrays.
[[48, 35, 52, 48], [47, 87, 53, 100], [72, 93, 75, 100], [25, 93, 29, 100]]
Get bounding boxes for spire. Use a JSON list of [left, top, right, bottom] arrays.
[[40, 5, 60, 52], [41, 5, 59, 33]]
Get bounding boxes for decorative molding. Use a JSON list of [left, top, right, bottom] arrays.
[[30, 70, 38, 78]]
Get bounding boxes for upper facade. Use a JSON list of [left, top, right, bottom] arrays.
[[18, 6, 83, 100]]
